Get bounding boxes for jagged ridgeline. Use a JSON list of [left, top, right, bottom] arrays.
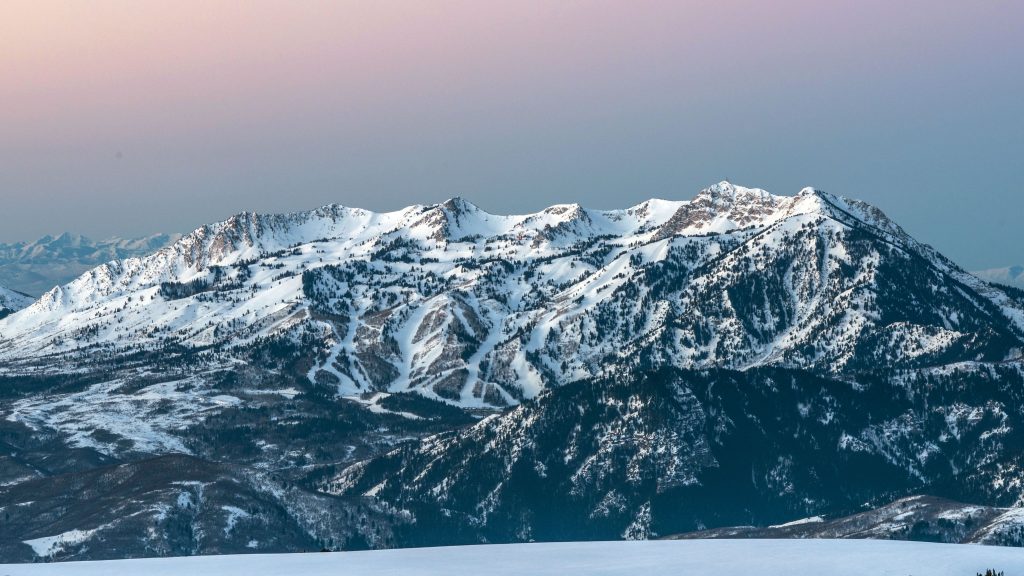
[[1, 182, 1024, 560]]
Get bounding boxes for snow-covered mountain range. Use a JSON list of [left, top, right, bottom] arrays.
[[0, 232, 180, 296], [2, 182, 1022, 407], [2, 182, 1024, 561]]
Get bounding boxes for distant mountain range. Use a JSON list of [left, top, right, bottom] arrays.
[[974, 265, 1024, 289], [0, 232, 180, 296], [2, 182, 1024, 561]]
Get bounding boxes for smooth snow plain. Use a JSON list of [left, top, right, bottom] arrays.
[[2, 540, 1023, 576]]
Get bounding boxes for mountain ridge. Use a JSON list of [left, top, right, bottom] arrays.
[[2, 182, 1022, 408]]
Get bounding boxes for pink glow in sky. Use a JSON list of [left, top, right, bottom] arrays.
[[1, 1, 1022, 269]]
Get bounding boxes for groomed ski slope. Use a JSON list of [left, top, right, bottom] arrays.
[[3, 540, 1023, 576]]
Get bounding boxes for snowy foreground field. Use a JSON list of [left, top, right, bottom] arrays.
[[2, 540, 1024, 576]]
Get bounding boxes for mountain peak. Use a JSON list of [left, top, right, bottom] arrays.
[[541, 203, 584, 217], [651, 182, 786, 239], [697, 181, 774, 203], [54, 231, 86, 243], [703, 180, 737, 197], [439, 196, 482, 216]]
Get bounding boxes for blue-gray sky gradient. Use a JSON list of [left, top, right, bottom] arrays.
[[1, 0, 1021, 269]]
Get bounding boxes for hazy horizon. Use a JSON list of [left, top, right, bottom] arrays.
[[2, 1, 1022, 269]]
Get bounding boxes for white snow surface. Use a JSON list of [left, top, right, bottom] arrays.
[[1, 540, 1022, 575]]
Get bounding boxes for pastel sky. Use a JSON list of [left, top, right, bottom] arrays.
[[1, 1, 1022, 268]]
